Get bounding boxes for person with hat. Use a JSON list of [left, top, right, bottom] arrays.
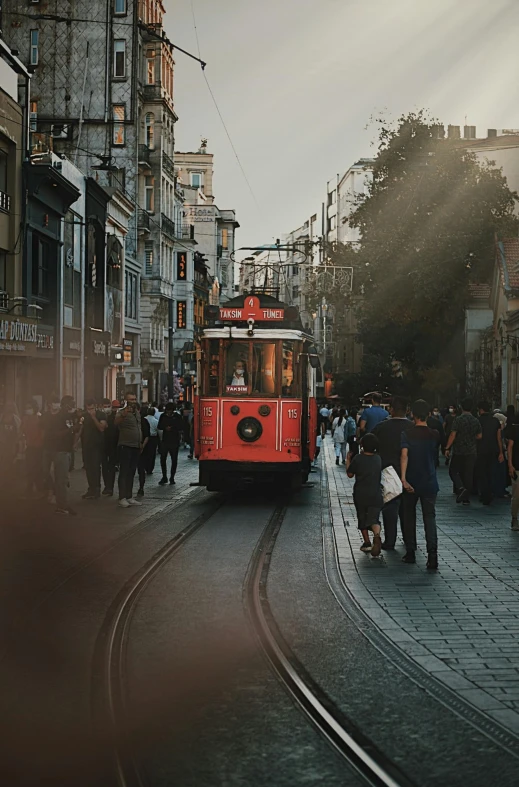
[[157, 401, 183, 485], [102, 399, 120, 496]]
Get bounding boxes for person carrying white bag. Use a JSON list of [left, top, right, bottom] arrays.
[[332, 408, 348, 465]]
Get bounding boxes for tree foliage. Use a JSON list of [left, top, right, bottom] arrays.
[[324, 110, 519, 395]]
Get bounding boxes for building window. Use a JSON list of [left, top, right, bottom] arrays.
[[0, 250, 6, 298], [145, 176, 154, 212], [292, 265, 299, 276], [29, 101, 38, 132], [328, 189, 336, 206], [221, 227, 228, 250], [190, 172, 202, 188], [146, 49, 156, 85], [329, 215, 336, 231], [145, 242, 154, 275], [32, 234, 50, 299], [145, 112, 154, 149], [30, 30, 39, 66], [292, 285, 299, 299], [114, 0, 126, 14], [113, 105, 125, 145], [176, 300, 187, 329], [63, 212, 82, 328], [0, 150, 7, 211], [113, 39, 126, 77], [125, 270, 138, 320]]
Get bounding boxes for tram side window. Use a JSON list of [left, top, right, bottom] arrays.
[[251, 343, 276, 395], [226, 343, 249, 393], [282, 342, 295, 397], [208, 340, 220, 395]]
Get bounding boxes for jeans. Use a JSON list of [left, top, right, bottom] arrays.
[[476, 452, 495, 504], [402, 492, 438, 553], [50, 451, 70, 509], [160, 442, 179, 480], [381, 494, 404, 548], [145, 436, 158, 473], [117, 445, 140, 500], [449, 454, 476, 496], [334, 442, 347, 461], [102, 449, 117, 493], [84, 445, 103, 495]]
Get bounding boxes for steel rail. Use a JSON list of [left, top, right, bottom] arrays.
[[245, 505, 416, 787], [96, 499, 224, 787]]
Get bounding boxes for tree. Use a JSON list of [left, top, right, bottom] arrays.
[[343, 111, 518, 394]]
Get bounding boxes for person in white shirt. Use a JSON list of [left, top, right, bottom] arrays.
[[332, 408, 348, 465], [320, 404, 330, 436], [144, 406, 159, 474]]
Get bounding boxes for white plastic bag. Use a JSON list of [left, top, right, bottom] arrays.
[[381, 466, 403, 504]]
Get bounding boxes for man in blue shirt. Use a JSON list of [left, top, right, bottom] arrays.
[[400, 399, 440, 570], [359, 393, 389, 435]]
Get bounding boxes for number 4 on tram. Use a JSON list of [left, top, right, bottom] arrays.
[[194, 295, 319, 492]]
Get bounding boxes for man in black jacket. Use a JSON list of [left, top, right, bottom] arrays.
[[158, 402, 183, 485], [476, 400, 504, 505], [372, 395, 412, 550]]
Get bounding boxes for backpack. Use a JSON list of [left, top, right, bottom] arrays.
[[346, 416, 356, 438]]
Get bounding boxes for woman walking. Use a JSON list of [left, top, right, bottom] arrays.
[[332, 407, 348, 465]]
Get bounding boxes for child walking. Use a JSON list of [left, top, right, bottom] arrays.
[[346, 432, 383, 557]]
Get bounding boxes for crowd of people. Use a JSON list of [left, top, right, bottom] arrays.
[[318, 393, 519, 570], [0, 392, 195, 515]]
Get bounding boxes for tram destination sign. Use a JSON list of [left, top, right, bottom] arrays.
[[219, 296, 284, 322]]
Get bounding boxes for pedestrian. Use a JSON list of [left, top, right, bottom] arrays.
[[115, 391, 143, 508], [157, 401, 183, 485], [0, 401, 22, 493], [372, 395, 412, 550], [427, 409, 445, 468], [358, 392, 389, 436], [431, 406, 444, 425], [347, 407, 359, 457], [319, 403, 330, 437], [80, 399, 108, 499], [136, 405, 151, 497], [475, 401, 504, 505], [183, 402, 195, 459], [443, 405, 457, 465], [332, 407, 348, 465], [445, 398, 482, 506], [346, 433, 383, 557], [506, 414, 519, 531], [101, 400, 119, 496], [144, 405, 159, 473], [21, 399, 44, 497], [506, 405, 515, 429], [41, 396, 78, 515], [400, 399, 440, 569]]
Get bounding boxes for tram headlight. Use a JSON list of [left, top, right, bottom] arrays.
[[237, 417, 263, 443]]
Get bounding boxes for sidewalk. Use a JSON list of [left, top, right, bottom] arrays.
[[324, 437, 519, 735]]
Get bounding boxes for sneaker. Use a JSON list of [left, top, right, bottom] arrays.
[[456, 487, 467, 503], [402, 551, 416, 564], [82, 492, 98, 500], [512, 518, 519, 531], [371, 535, 382, 557], [187, 454, 193, 460], [169, 479, 176, 485], [462, 500, 470, 506], [102, 488, 113, 496], [158, 478, 168, 486], [336, 458, 339, 465], [360, 542, 372, 552], [55, 507, 77, 516], [426, 553, 438, 570], [136, 488, 144, 497], [381, 542, 395, 551], [118, 498, 131, 508], [128, 498, 143, 506]]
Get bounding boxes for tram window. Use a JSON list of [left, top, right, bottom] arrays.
[[282, 342, 295, 397], [208, 340, 220, 395], [251, 343, 276, 395], [225, 343, 249, 393]]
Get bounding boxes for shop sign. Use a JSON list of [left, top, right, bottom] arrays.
[[123, 337, 133, 364], [219, 296, 284, 323], [85, 329, 111, 365], [63, 327, 81, 357], [0, 316, 40, 356], [36, 324, 55, 356]]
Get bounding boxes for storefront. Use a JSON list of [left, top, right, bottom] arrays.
[[84, 328, 111, 403], [62, 326, 82, 403], [0, 316, 55, 411], [123, 334, 141, 400]]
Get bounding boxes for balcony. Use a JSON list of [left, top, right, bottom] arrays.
[[0, 190, 11, 214], [138, 209, 150, 234], [180, 223, 195, 240], [163, 151, 175, 180], [138, 144, 152, 169], [161, 213, 175, 239], [142, 84, 162, 102]]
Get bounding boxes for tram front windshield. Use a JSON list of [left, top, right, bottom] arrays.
[[226, 342, 277, 394]]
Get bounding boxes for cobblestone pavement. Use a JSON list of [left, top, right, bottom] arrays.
[[324, 437, 519, 736]]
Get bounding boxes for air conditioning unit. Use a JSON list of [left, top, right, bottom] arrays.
[[51, 123, 70, 139]]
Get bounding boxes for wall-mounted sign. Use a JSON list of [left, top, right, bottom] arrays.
[[123, 337, 133, 364], [176, 252, 187, 280], [177, 300, 187, 329], [219, 296, 284, 322], [63, 327, 81, 358]]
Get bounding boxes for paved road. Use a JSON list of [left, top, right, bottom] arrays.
[[325, 436, 519, 735]]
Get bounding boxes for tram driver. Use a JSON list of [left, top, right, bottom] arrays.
[[230, 360, 248, 387]]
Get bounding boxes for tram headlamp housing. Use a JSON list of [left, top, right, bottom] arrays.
[[237, 416, 263, 443]]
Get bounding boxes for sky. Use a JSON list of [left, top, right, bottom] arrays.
[[166, 0, 519, 255]]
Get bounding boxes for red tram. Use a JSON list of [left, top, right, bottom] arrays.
[[194, 294, 318, 491]]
